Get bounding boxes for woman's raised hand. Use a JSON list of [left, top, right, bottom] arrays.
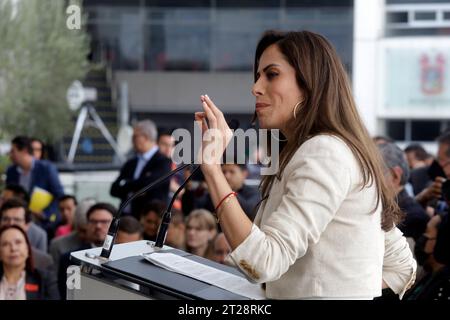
[[195, 95, 233, 174]]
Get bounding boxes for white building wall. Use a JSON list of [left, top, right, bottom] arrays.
[[353, 0, 385, 136]]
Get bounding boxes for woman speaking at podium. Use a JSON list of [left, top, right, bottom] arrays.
[[194, 30, 416, 299]]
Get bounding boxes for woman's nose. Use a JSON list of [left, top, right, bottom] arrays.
[[252, 79, 263, 97]]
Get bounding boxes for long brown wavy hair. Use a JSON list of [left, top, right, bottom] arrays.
[[254, 30, 403, 231]]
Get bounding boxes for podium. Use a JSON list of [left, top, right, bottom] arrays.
[[68, 240, 260, 300]]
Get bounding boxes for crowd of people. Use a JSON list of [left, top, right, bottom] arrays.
[[1, 123, 448, 300], [373, 134, 450, 300], [0, 128, 239, 300]]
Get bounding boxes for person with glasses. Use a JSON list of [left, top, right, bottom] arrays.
[[84, 203, 115, 248], [0, 198, 55, 276], [0, 184, 48, 253], [57, 202, 115, 299], [0, 198, 47, 249]]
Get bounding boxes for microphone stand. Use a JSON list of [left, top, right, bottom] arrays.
[[153, 165, 200, 249], [99, 163, 193, 260]]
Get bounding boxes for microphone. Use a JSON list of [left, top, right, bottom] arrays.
[[100, 163, 194, 259], [228, 118, 240, 130]]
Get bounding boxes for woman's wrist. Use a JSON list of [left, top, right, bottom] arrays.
[[201, 164, 222, 176]]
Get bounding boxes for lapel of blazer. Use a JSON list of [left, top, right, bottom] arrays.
[[128, 157, 139, 177], [254, 178, 283, 227]]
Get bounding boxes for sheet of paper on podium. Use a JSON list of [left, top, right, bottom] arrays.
[[142, 252, 265, 300]]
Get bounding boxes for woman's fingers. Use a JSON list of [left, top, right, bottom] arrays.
[[202, 95, 231, 136], [202, 100, 217, 127], [202, 95, 233, 143], [203, 95, 225, 121]]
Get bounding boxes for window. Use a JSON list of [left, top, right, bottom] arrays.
[[411, 121, 441, 141], [414, 11, 436, 21], [386, 120, 406, 140], [212, 9, 279, 71], [444, 11, 450, 20], [84, 1, 354, 71], [386, 12, 408, 24], [382, 119, 445, 142], [145, 23, 211, 71]]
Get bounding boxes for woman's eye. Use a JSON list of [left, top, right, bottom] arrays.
[[266, 72, 278, 80]]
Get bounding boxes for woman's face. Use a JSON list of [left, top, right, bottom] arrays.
[[252, 44, 304, 133], [185, 217, 213, 249], [140, 211, 160, 238], [0, 229, 29, 269]]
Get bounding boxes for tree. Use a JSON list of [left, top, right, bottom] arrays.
[[0, 0, 89, 142]]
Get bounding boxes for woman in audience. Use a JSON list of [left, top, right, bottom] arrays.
[[185, 209, 217, 258], [0, 225, 59, 300]]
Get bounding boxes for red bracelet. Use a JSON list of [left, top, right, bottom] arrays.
[[214, 191, 237, 221]]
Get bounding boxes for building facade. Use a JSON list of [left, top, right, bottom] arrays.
[[84, 0, 354, 131], [84, 0, 450, 152], [354, 0, 450, 152]]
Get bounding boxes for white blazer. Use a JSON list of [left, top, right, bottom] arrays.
[[227, 135, 416, 299]]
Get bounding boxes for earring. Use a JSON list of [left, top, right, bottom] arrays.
[[270, 130, 288, 142], [293, 101, 302, 120]]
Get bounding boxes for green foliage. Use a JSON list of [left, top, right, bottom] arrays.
[[0, 153, 10, 190], [0, 0, 89, 143]]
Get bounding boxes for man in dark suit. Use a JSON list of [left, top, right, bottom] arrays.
[[110, 120, 172, 219], [6, 136, 64, 235]]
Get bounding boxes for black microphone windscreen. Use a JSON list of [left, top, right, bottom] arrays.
[[228, 119, 240, 130]]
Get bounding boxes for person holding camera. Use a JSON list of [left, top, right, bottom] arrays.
[[414, 132, 450, 212]]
